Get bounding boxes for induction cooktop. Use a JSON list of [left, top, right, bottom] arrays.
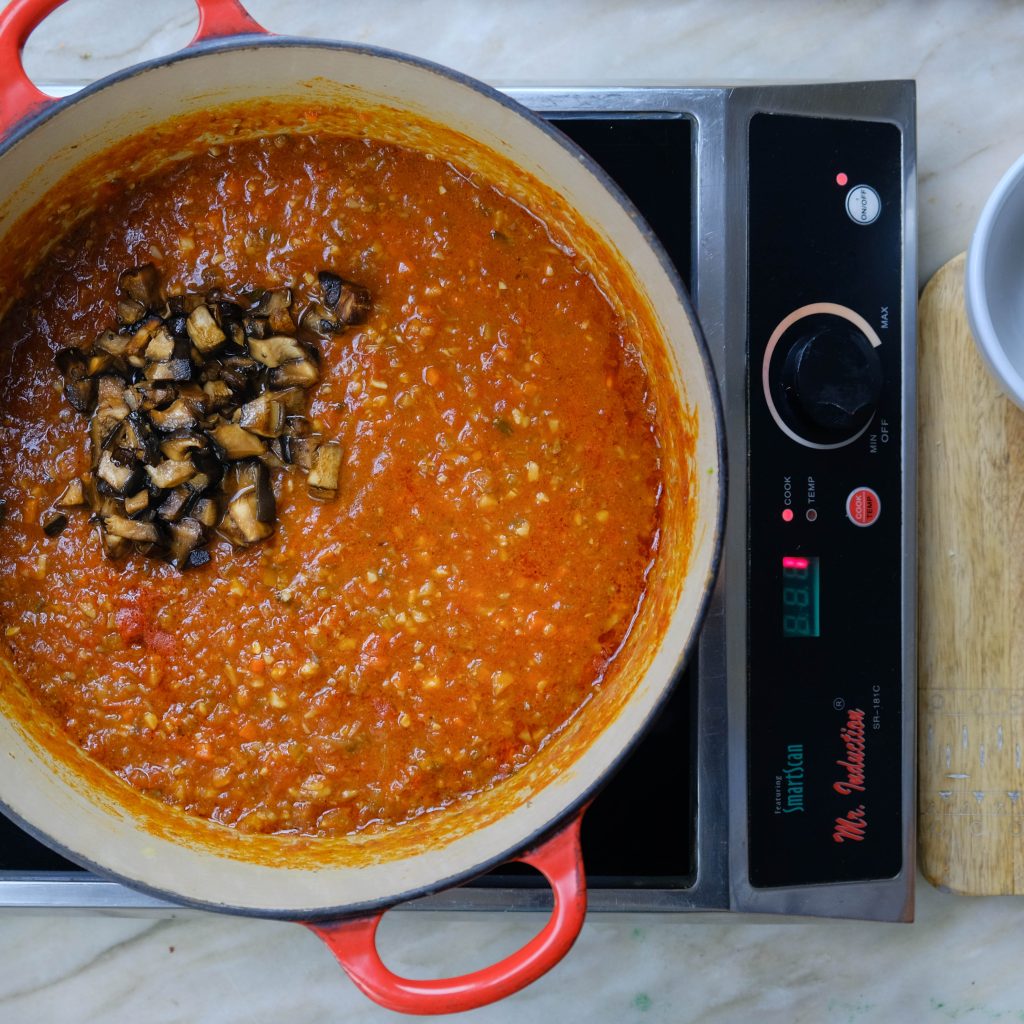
[[0, 81, 916, 921]]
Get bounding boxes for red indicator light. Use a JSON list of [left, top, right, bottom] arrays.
[[836, 172, 849, 186], [781, 508, 794, 522], [782, 556, 810, 570]]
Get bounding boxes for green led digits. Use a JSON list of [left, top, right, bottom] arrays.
[[781, 556, 820, 638]]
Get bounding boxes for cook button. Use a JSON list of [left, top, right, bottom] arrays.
[[845, 184, 881, 225], [846, 486, 881, 527]]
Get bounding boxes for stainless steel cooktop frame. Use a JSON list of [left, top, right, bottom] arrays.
[[0, 81, 916, 920]]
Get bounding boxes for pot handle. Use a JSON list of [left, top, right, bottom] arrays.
[[306, 813, 587, 1015], [0, 0, 268, 138], [190, 0, 268, 45]]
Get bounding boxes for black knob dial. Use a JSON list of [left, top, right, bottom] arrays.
[[781, 320, 883, 434]]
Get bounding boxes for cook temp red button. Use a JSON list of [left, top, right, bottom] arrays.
[[846, 486, 881, 527]]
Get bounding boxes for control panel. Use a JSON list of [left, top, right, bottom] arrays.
[[746, 113, 904, 887]]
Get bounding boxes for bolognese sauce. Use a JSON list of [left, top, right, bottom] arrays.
[[0, 130, 665, 837]]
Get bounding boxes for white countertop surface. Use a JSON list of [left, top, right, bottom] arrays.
[[3, 1, 1024, 1021]]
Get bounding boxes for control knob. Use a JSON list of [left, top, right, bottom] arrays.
[[780, 321, 883, 435]]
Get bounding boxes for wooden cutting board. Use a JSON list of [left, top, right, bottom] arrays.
[[919, 251, 1024, 894]]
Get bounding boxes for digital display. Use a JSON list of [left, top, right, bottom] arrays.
[[782, 556, 820, 637]]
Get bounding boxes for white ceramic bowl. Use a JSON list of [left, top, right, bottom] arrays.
[[966, 152, 1024, 407]]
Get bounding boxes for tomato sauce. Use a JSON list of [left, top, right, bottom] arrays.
[[0, 132, 664, 837]]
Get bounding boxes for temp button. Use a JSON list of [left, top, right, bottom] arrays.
[[845, 184, 881, 225], [846, 486, 881, 527]]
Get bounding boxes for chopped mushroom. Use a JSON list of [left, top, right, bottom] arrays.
[[101, 530, 130, 561], [160, 434, 206, 462], [168, 517, 206, 569], [85, 351, 124, 378], [97, 450, 143, 495], [253, 288, 295, 334], [119, 264, 162, 308], [149, 399, 197, 433], [281, 434, 320, 471], [40, 509, 68, 537], [55, 478, 89, 510], [238, 393, 285, 437], [144, 329, 176, 362], [97, 375, 126, 406], [270, 357, 319, 389], [248, 335, 306, 368], [186, 304, 227, 354], [202, 379, 234, 410], [176, 383, 211, 416], [187, 548, 212, 569], [307, 441, 342, 500], [213, 300, 245, 326], [158, 486, 193, 523], [166, 312, 189, 339], [209, 421, 266, 460], [318, 271, 344, 309], [297, 302, 332, 336], [124, 490, 150, 515], [126, 381, 175, 413], [220, 462, 275, 546], [276, 388, 310, 415], [189, 450, 225, 490], [322, 272, 371, 324], [94, 329, 132, 357], [102, 514, 161, 544], [145, 357, 192, 383], [221, 489, 274, 545], [55, 349, 96, 414], [90, 401, 130, 457], [51, 264, 362, 568], [111, 415, 157, 464], [146, 459, 195, 490], [166, 292, 205, 316], [243, 314, 270, 339], [128, 318, 166, 352], [117, 298, 147, 326], [191, 496, 219, 529], [207, 355, 260, 396]]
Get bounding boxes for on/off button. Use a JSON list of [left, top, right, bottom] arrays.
[[845, 184, 881, 225], [846, 486, 881, 527]]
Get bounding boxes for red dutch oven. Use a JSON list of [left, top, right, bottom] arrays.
[[0, 0, 725, 1013]]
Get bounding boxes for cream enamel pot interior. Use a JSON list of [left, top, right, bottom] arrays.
[[0, 0, 725, 1013]]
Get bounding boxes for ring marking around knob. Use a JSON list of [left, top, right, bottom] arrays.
[[761, 302, 883, 450]]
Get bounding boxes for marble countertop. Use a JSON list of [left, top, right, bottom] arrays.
[[3, 1, 1024, 1021]]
